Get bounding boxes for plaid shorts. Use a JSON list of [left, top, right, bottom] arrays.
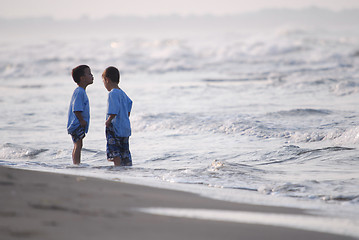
[[70, 126, 85, 143], [106, 124, 132, 166]]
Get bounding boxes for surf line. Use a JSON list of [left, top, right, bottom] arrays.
[[136, 207, 359, 238]]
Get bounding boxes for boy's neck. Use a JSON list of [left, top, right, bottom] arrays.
[[78, 82, 88, 90], [109, 84, 120, 91]]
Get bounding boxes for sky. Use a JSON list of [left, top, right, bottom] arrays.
[[1, 0, 359, 19]]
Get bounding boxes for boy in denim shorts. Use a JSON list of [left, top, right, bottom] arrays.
[[102, 66, 133, 166], [67, 65, 93, 165]]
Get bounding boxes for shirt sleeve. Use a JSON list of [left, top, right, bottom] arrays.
[[128, 98, 133, 112], [107, 91, 119, 115], [72, 89, 84, 112]]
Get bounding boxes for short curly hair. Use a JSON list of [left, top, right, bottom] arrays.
[[103, 66, 120, 84], [72, 65, 89, 83]]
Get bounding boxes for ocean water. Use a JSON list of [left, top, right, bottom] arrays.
[[1, 22, 359, 234]]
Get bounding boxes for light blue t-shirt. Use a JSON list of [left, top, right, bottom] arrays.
[[107, 88, 132, 137], [67, 87, 90, 134]]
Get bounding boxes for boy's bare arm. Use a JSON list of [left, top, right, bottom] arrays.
[[106, 114, 116, 127], [74, 111, 87, 128]]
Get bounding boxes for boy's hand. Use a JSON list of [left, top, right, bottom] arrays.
[[74, 111, 87, 128], [105, 119, 112, 128], [80, 119, 87, 128], [106, 114, 116, 128]]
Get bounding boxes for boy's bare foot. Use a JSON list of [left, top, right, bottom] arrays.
[[113, 157, 122, 166]]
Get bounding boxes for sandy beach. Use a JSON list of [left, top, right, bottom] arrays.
[[0, 166, 355, 240]]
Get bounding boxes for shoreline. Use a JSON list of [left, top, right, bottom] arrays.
[[0, 166, 356, 240]]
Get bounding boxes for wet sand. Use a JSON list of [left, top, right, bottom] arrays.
[[0, 166, 354, 240]]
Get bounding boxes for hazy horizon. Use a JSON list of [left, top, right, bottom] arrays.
[[1, 0, 359, 20], [1, 6, 358, 40], [0, 6, 359, 21]]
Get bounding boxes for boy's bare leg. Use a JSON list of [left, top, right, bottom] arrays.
[[113, 157, 121, 166], [72, 139, 83, 165]]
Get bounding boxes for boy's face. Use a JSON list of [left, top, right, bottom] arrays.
[[102, 71, 111, 91], [82, 67, 94, 85]]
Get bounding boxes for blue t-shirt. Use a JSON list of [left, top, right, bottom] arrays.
[[67, 87, 90, 134], [107, 88, 132, 137]]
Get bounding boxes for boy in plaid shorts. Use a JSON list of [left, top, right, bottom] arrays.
[[102, 66, 133, 166]]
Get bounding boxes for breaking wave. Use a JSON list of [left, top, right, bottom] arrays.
[[1, 28, 359, 80], [134, 112, 359, 144], [0, 143, 48, 160]]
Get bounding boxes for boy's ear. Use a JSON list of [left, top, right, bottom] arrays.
[[79, 75, 85, 82]]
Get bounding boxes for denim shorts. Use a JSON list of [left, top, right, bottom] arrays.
[[70, 126, 85, 143], [106, 124, 132, 166]]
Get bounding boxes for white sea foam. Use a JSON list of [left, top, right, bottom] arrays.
[[0, 143, 48, 159]]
